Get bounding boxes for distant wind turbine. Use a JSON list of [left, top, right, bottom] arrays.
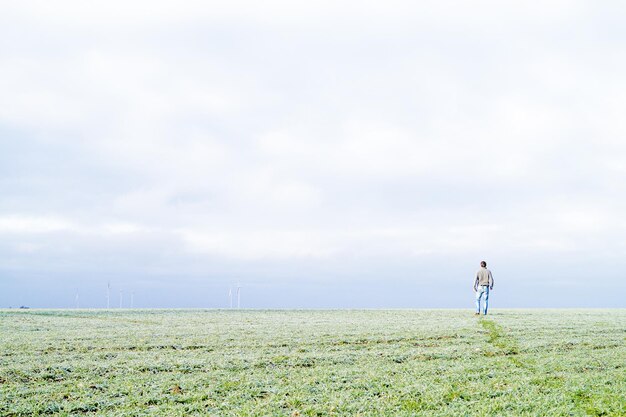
[[75, 292, 79, 309], [236, 282, 241, 309], [228, 287, 233, 308], [106, 282, 111, 309]]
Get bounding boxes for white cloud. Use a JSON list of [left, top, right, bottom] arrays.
[[2, 0, 626, 307], [3, 1, 587, 31], [100, 222, 145, 235], [0, 216, 74, 234], [178, 228, 339, 259], [0, 215, 152, 239]]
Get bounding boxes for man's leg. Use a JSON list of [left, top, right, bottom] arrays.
[[483, 288, 489, 315], [475, 289, 482, 314]]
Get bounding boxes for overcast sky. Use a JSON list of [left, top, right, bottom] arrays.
[[1, 1, 625, 308]]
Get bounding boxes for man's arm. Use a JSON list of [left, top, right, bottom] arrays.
[[489, 271, 494, 290], [473, 275, 478, 292]]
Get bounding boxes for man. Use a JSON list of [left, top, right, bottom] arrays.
[[473, 261, 494, 315]]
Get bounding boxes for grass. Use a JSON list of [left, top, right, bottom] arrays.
[[0, 309, 625, 416]]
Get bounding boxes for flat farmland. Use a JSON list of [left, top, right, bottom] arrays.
[[1, 309, 625, 416]]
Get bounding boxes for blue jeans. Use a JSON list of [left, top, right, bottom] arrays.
[[475, 285, 489, 315]]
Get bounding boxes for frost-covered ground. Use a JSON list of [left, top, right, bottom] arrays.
[[1, 309, 625, 416]]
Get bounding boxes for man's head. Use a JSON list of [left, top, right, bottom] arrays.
[[480, 261, 487, 267]]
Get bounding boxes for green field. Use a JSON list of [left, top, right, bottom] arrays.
[[1, 309, 625, 416]]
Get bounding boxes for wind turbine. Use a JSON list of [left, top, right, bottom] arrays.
[[236, 282, 241, 309], [130, 291, 134, 309], [75, 291, 79, 309], [228, 287, 233, 309], [106, 282, 111, 309]]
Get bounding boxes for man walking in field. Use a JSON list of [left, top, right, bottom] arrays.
[[473, 261, 494, 315]]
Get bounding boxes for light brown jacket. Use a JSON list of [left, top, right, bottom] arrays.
[[474, 267, 494, 288]]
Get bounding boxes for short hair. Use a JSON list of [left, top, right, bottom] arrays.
[[480, 261, 487, 267]]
